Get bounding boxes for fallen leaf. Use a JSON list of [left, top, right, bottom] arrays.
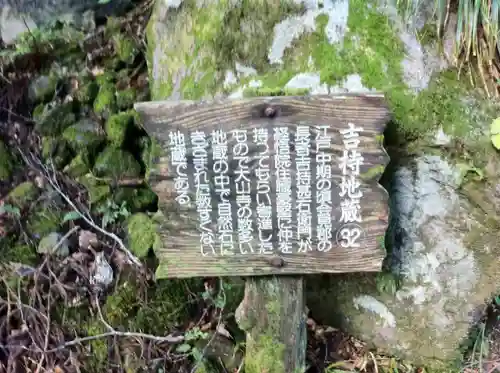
[[216, 323, 233, 340]]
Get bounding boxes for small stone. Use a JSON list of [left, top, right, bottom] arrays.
[[434, 126, 452, 145], [78, 229, 98, 249]]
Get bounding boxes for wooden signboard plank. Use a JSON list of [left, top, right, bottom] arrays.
[[134, 94, 391, 279]]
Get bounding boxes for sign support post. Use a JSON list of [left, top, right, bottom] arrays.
[[134, 94, 391, 372]]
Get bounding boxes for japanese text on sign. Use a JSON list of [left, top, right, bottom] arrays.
[[254, 128, 273, 255], [337, 122, 365, 248], [296, 126, 312, 253], [168, 124, 366, 255]]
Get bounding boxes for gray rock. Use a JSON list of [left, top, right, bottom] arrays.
[[0, 0, 131, 44], [308, 153, 500, 367]]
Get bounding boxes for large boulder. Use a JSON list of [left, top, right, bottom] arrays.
[[146, 0, 500, 368], [0, 0, 133, 44]]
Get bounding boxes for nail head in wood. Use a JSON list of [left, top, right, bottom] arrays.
[[268, 256, 285, 268], [264, 105, 277, 118]]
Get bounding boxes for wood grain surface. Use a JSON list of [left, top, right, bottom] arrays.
[[134, 94, 391, 278]]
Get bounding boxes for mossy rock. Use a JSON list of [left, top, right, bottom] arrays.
[[104, 110, 138, 146], [114, 186, 158, 213], [28, 74, 60, 104], [93, 147, 142, 180], [93, 83, 117, 118], [34, 101, 78, 136], [77, 174, 111, 204], [112, 34, 139, 65], [63, 154, 90, 178], [138, 136, 162, 178], [6, 182, 38, 209], [126, 213, 158, 258], [76, 78, 99, 105], [62, 118, 106, 152], [0, 139, 14, 180], [116, 87, 137, 110], [41, 136, 74, 169]]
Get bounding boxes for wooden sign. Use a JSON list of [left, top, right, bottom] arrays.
[[134, 95, 391, 278]]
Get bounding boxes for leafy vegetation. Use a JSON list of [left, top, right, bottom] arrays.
[[397, 0, 500, 96]]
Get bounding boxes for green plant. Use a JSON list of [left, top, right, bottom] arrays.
[[96, 199, 131, 228], [398, 0, 499, 92], [0, 203, 21, 218]]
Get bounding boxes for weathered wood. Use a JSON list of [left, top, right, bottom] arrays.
[[134, 94, 391, 278], [235, 276, 306, 373]]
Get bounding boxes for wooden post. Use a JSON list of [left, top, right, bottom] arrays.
[[134, 94, 391, 372], [235, 276, 306, 372]]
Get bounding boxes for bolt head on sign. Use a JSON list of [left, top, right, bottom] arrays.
[[134, 95, 391, 278]]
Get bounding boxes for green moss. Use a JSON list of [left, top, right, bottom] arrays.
[[76, 78, 99, 105], [114, 186, 158, 213], [83, 322, 108, 371], [77, 174, 111, 204], [6, 182, 38, 208], [126, 213, 158, 258], [116, 87, 137, 110], [113, 34, 138, 65], [360, 165, 386, 182], [0, 139, 14, 180], [93, 83, 117, 118], [243, 87, 310, 97], [34, 102, 78, 136], [41, 137, 73, 169], [104, 275, 202, 333], [2, 243, 37, 265], [63, 154, 90, 178], [27, 208, 63, 237], [93, 146, 142, 180], [147, 0, 305, 100], [62, 121, 105, 152], [245, 335, 287, 373], [138, 136, 162, 179], [104, 110, 137, 146], [95, 73, 115, 87]]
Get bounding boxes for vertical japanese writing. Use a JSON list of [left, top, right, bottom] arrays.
[[169, 130, 191, 206], [191, 131, 215, 256], [232, 130, 253, 254], [212, 129, 234, 255], [274, 127, 293, 253], [338, 122, 365, 248], [254, 128, 273, 254], [295, 126, 312, 253], [315, 126, 333, 252]]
